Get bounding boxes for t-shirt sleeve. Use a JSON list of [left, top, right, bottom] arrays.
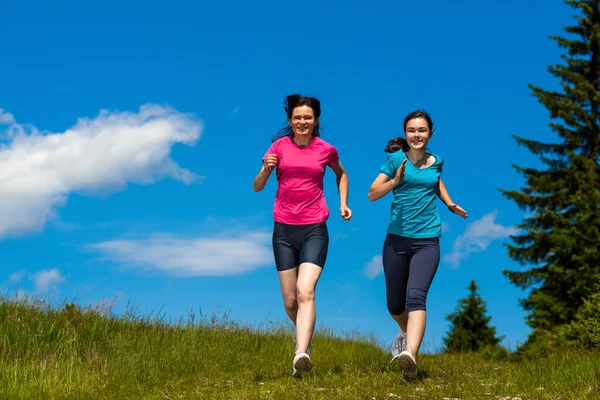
[[436, 154, 444, 175], [262, 141, 279, 162], [379, 152, 402, 177], [327, 146, 339, 168]]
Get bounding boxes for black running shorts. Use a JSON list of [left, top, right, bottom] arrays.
[[272, 222, 329, 271]]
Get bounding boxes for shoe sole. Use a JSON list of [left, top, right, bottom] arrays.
[[398, 353, 417, 379], [293, 356, 312, 378]]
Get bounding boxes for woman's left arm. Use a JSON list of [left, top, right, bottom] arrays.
[[437, 178, 468, 219], [331, 159, 352, 221]]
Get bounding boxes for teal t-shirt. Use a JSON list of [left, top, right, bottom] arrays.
[[379, 151, 443, 238]]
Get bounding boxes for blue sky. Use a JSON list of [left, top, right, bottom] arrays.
[[0, 0, 573, 352]]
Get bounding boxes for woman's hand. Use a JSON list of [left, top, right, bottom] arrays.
[[340, 205, 352, 221], [392, 159, 407, 186], [263, 154, 278, 173], [448, 204, 468, 219]]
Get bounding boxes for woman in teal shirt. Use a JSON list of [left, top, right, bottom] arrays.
[[368, 110, 467, 379]]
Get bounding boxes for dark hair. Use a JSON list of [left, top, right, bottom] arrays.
[[385, 109, 435, 153], [271, 94, 322, 142]]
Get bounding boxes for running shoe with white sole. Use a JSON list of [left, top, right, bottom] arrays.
[[397, 350, 417, 379], [292, 352, 312, 378], [391, 330, 407, 358]]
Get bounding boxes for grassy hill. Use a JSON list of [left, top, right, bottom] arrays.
[[1, 297, 598, 399]]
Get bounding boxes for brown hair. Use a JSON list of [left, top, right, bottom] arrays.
[[385, 110, 435, 153], [272, 94, 322, 142]]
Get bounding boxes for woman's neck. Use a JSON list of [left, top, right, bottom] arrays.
[[293, 135, 313, 147], [406, 149, 428, 164]]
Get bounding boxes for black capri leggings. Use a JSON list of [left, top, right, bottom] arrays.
[[272, 222, 329, 271], [382, 233, 440, 314]]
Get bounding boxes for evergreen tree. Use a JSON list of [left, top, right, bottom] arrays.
[[558, 285, 600, 349], [444, 280, 503, 353], [499, 0, 600, 332]]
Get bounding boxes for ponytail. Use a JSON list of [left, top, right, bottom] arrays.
[[385, 137, 409, 153]]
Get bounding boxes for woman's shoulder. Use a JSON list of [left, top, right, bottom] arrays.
[[314, 136, 334, 148], [429, 152, 443, 165], [313, 137, 339, 156], [387, 150, 407, 161], [274, 135, 292, 145], [271, 135, 292, 150]]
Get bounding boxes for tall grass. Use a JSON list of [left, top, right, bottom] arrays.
[[1, 296, 598, 399]]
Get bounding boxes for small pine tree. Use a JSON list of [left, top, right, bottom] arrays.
[[558, 285, 600, 349], [444, 280, 503, 353]]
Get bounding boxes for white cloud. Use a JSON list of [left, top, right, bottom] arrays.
[[0, 105, 202, 238], [0, 109, 15, 124], [364, 255, 383, 279], [332, 233, 347, 241], [31, 269, 65, 293], [443, 210, 518, 268], [9, 269, 25, 282], [441, 221, 450, 234], [88, 231, 273, 276], [332, 228, 358, 242]]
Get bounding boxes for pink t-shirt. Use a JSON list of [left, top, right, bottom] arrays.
[[263, 136, 339, 225]]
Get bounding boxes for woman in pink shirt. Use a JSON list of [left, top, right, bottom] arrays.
[[253, 94, 352, 377]]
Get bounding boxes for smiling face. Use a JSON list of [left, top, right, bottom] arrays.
[[404, 117, 432, 150], [289, 105, 317, 138]]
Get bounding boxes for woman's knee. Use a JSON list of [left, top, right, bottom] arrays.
[[406, 288, 427, 312], [387, 297, 406, 315], [283, 294, 298, 311], [297, 287, 315, 304]]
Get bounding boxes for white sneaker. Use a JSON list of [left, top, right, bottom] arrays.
[[292, 352, 312, 378], [391, 330, 407, 358], [398, 350, 417, 379]]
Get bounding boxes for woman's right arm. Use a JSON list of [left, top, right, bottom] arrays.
[[368, 159, 406, 201], [253, 166, 271, 192], [368, 173, 396, 201], [253, 153, 278, 192]]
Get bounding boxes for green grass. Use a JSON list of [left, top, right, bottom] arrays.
[[1, 297, 599, 400]]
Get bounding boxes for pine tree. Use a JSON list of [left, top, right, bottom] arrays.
[[558, 284, 600, 349], [444, 280, 503, 353], [499, 0, 600, 333]]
